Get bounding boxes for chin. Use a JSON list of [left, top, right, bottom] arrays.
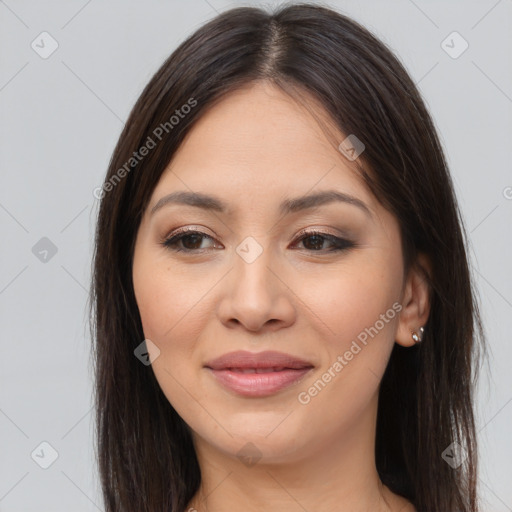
[[187, 408, 315, 465]]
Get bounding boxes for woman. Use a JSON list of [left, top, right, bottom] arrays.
[[90, 4, 485, 511]]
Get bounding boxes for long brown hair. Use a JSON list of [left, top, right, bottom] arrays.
[[90, 3, 486, 511]]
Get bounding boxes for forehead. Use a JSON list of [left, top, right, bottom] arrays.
[[152, 81, 373, 211]]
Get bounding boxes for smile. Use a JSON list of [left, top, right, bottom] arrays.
[[204, 350, 314, 397]]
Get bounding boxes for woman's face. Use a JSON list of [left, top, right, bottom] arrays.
[[132, 81, 417, 465]]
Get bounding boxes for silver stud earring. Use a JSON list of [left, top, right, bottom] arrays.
[[411, 326, 425, 344]]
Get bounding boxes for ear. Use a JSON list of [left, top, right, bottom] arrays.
[[395, 253, 432, 347]]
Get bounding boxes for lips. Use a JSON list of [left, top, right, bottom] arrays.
[[204, 350, 314, 397], [228, 367, 291, 373]]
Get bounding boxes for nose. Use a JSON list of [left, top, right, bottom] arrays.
[[216, 244, 296, 333]]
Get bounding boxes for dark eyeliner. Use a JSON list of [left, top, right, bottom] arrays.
[[292, 230, 355, 252]]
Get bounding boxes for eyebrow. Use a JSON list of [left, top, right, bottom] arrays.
[[150, 190, 372, 218]]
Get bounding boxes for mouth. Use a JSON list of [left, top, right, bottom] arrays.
[[204, 350, 314, 397]]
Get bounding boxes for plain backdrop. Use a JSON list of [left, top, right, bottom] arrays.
[[1, 0, 511, 510]]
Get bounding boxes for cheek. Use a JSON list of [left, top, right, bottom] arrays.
[[295, 255, 403, 349], [133, 252, 215, 345], [132, 255, 215, 415], [291, 250, 403, 414]]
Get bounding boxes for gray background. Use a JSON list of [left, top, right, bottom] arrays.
[[1, 0, 511, 510]]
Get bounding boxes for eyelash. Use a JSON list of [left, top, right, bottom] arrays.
[[160, 227, 355, 254]]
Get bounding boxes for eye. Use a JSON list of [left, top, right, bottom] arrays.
[[161, 228, 221, 253], [161, 228, 355, 254], [292, 230, 354, 252]]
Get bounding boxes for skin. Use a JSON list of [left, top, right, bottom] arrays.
[[132, 81, 430, 512]]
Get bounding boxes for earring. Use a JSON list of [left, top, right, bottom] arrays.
[[411, 326, 425, 344]]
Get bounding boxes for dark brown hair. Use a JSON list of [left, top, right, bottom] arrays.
[[90, 3, 485, 511]]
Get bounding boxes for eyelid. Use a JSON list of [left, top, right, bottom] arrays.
[[293, 226, 346, 240], [163, 225, 218, 241]]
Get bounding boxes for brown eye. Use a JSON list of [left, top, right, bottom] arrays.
[[162, 230, 220, 252], [301, 234, 327, 251], [294, 231, 354, 252]]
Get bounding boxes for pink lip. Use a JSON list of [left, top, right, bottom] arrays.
[[204, 350, 314, 397]]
